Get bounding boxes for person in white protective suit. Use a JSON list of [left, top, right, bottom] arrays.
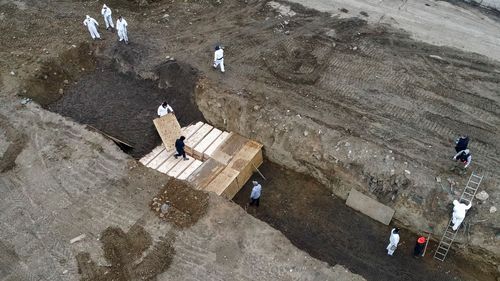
[[157, 102, 174, 117], [213, 45, 225, 73], [386, 227, 400, 256], [101, 4, 114, 30], [451, 200, 472, 231], [83, 15, 101, 40], [116, 16, 129, 44]]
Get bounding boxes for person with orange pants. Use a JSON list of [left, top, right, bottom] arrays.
[[413, 236, 426, 257]]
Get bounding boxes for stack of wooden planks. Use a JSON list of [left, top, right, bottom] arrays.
[[140, 120, 263, 200]]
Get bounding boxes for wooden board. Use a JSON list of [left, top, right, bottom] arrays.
[[153, 114, 181, 152], [146, 149, 171, 169], [187, 158, 225, 190], [227, 140, 263, 190], [185, 124, 213, 155], [211, 133, 248, 165], [203, 166, 239, 198], [157, 154, 182, 174], [181, 121, 204, 140], [193, 128, 222, 159], [203, 132, 230, 160], [139, 145, 165, 165], [167, 157, 195, 178], [177, 160, 203, 180], [346, 188, 395, 225]]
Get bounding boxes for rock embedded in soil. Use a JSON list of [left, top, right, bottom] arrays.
[[476, 191, 489, 201]]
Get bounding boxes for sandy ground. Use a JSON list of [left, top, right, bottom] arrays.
[[1, 0, 499, 280], [287, 0, 500, 62]]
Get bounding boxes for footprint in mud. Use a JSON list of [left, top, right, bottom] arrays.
[[76, 225, 175, 281]]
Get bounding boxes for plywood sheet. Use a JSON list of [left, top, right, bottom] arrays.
[[187, 158, 225, 190], [346, 188, 395, 225], [178, 160, 203, 180], [139, 145, 165, 165], [204, 166, 239, 198], [211, 133, 248, 165], [193, 128, 222, 159], [167, 157, 195, 178], [153, 114, 181, 151], [204, 132, 230, 160], [185, 124, 213, 155], [147, 149, 172, 169]]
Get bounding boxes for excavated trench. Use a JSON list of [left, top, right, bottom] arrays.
[[22, 44, 497, 281], [24, 44, 204, 158]]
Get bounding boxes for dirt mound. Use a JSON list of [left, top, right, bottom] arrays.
[[150, 179, 209, 228], [46, 59, 204, 158], [23, 43, 97, 105], [76, 225, 175, 281]]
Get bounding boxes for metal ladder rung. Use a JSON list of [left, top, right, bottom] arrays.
[[471, 174, 482, 179], [435, 250, 448, 256], [465, 186, 478, 191], [462, 192, 474, 197], [439, 241, 451, 246], [468, 181, 480, 185]]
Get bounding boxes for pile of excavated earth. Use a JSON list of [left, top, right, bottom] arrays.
[[0, 0, 499, 281]]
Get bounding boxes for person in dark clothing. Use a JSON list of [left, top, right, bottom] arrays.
[[453, 149, 472, 168], [455, 135, 469, 153], [413, 236, 426, 257], [174, 136, 189, 160]]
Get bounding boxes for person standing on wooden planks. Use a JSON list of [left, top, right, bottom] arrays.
[[157, 101, 174, 117], [249, 181, 262, 207], [174, 136, 189, 160], [386, 227, 400, 256]]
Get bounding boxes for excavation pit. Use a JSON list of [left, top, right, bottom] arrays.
[[34, 53, 204, 158]]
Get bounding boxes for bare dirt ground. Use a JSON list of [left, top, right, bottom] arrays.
[[0, 0, 499, 280]]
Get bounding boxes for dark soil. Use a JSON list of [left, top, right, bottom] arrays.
[[150, 179, 209, 228], [233, 160, 496, 281], [76, 225, 175, 281], [47, 60, 204, 158], [0, 114, 27, 173]]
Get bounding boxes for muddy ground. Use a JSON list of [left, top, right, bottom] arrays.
[[0, 0, 499, 280], [46, 59, 203, 158], [234, 161, 497, 281]]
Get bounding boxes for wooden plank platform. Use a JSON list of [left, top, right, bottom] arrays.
[[193, 128, 223, 160], [188, 158, 225, 190], [204, 132, 230, 160], [167, 157, 195, 177], [185, 124, 213, 155], [147, 149, 171, 169], [140, 145, 165, 166], [211, 133, 248, 165], [157, 154, 182, 174], [204, 166, 239, 199], [227, 140, 264, 189], [153, 114, 181, 151], [177, 160, 203, 180], [181, 121, 204, 139], [141, 120, 264, 200]]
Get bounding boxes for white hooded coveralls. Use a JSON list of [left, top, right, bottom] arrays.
[[452, 200, 472, 231], [83, 15, 100, 39], [116, 18, 128, 42], [213, 48, 224, 72], [386, 228, 400, 256], [101, 4, 114, 29], [157, 104, 173, 117]]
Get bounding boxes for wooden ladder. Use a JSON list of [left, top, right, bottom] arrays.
[[433, 172, 483, 262]]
